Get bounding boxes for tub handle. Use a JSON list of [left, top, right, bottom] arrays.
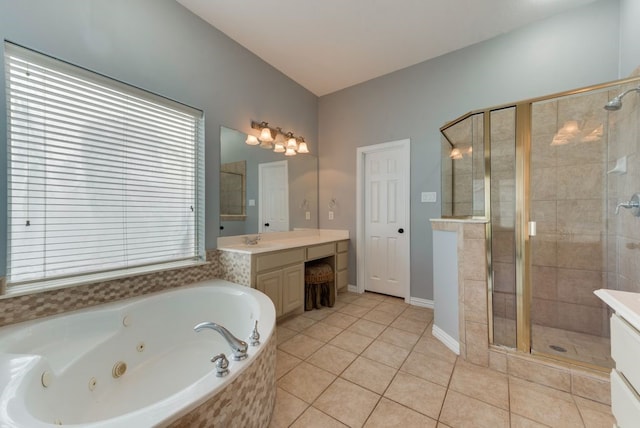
[[249, 320, 261, 347], [211, 353, 229, 377]]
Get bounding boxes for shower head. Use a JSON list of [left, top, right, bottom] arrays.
[[604, 86, 640, 111]]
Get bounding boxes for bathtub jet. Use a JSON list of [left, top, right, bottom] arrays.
[[604, 86, 640, 111]]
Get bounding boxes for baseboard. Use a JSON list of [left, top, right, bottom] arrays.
[[347, 284, 358, 293], [409, 297, 434, 309], [432, 324, 460, 355]]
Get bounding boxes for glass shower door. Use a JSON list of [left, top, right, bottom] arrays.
[[528, 90, 613, 368]]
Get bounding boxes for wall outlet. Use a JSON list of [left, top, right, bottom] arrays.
[[328, 211, 334, 220], [248, 199, 255, 206], [305, 211, 311, 220], [421, 192, 437, 203]]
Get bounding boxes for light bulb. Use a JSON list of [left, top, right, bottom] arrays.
[[285, 147, 297, 156], [260, 127, 274, 142], [273, 143, 285, 153], [245, 135, 259, 145], [297, 141, 309, 153], [286, 136, 297, 149]]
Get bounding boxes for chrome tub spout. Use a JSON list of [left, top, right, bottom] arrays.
[[194, 321, 248, 360]]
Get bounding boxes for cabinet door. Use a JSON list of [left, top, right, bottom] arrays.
[[282, 264, 304, 315], [256, 270, 283, 317]]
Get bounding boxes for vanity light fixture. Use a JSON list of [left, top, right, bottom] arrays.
[[246, 120, 310, 156]]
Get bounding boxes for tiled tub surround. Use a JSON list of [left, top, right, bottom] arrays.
[[0, 280, 276, 427], [0, 249, 221, 328], [430, 219, 611, 407], [271, 290, 614, 427]]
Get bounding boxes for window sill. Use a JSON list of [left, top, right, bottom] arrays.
[[1, 259, 210, 299]]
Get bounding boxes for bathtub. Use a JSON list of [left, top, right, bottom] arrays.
[[0, 279, 277, 427]]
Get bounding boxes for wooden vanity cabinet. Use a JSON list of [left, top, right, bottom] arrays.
[[254, 248, 305, 318], [336, 240, 349, 290]]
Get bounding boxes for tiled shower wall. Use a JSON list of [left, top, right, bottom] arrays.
[[0, 250, 222, 328]]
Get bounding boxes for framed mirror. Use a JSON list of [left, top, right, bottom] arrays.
[[219, 126, 318, 236]]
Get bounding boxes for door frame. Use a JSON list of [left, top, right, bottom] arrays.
[[356, 139, 411, 302], [258, 160, 289, 233]]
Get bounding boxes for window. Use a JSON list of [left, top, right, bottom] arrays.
[[5, 43, 204, 290]]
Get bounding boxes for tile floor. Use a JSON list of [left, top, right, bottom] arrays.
[[271, 291, 615, 428]]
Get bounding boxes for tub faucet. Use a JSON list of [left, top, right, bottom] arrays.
[[194, 321, 248, 360]]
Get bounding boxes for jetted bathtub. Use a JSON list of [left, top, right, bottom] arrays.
[[0, 279, 277, 427]]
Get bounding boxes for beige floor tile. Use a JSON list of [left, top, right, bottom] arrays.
[[436, 424, 453, 428], [307, 344, 359, 375], [390, 316, 428, 335], [364, 397, 437, 428], [400, 350, 455, 387], [278, 362, 336, 403], [574, 396, 615, 428], [352, 296, 382, 308], [376, 301, 408, 316], [384, 371, 447, 419], [439, 390, 509, 428], [281, 315, 317, 332], [339, 303, 372, 318], [510, 414, 548, 427], [509, 377, 584, 427], [269, 387, 309, 428], [276, 349, 302, 379], [413, 335, 458, 364], [362, 309, 399, 325], [314, 378, 381, 428], [449, 359, 509, 410], [324, 312, 359, 329], [399, 307, 434, 323], [362, 340, 410, 369], [290, 406, 348, 428], [347, 319, 387, 339], [341, 356, 397, 394], [330, 330, 375, 354], [279, 334, 325, 359], [377, 326, 420, 350], [276, 326, 298, 345], [304, 321, 344, 342], [302, 307, 335, 321], [337, 292, 360, 303]]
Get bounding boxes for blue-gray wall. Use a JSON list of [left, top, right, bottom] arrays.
[[0, 0, 318, 276], [318, 0, 623, 300], [620, 0, 640, 77]]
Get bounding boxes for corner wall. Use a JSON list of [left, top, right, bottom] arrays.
[[318, 0, 621, 300]]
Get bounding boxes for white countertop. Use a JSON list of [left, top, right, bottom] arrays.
[[595, 289, 640, 331], [217, 229, 349, 255]]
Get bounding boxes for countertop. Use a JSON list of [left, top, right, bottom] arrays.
[[595, 289, 640, 331], [217, 230, 349, 255]]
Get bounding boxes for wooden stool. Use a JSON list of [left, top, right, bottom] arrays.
[[304, 262, 335, 310]]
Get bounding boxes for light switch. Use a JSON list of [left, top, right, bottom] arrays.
[[328, 211, 334, 220], [305, 211, 311, 220], [248, 199, 255, 206], [421, 192, 437, 203]]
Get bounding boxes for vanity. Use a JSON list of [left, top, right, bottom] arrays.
[[218, 230, 349, 318], [595, 289, 640, 427]]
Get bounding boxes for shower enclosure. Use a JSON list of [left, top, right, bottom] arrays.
[[441, 76, 640, 370]]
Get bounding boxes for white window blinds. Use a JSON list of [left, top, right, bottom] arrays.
[[5, 43, 205, 285]]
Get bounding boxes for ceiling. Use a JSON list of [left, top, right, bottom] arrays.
[[177, 0, 598, 96]]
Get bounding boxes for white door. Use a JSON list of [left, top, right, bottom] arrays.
[[357, 140, 410, 299], [258, 160, 289, 232]]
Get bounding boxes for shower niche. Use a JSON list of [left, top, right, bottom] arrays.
[[440, 76, 640, 370]]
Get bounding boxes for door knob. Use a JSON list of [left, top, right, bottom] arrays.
[[264, 223, 270, 227], [398, 228, 404, 234]]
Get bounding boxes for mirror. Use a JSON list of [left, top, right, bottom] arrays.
[[220, 126, 318, 236]]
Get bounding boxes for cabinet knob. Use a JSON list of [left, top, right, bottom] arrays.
[[264, 223, 270, 227]]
